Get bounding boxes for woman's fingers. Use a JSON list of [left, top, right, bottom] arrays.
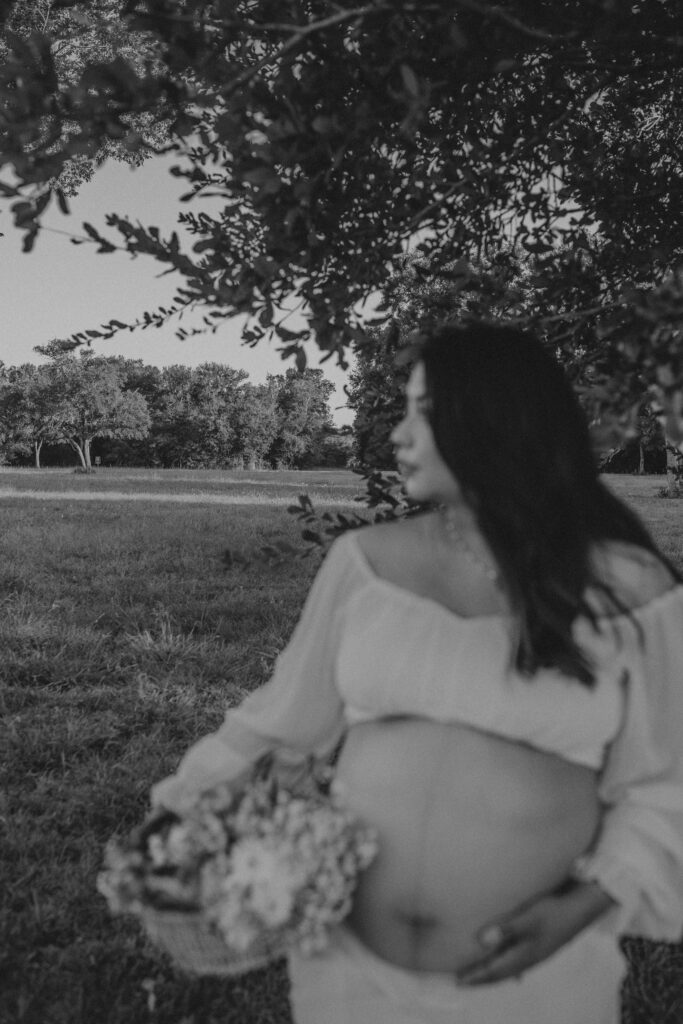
[[456, 905, 547, 985], [456, 884, 613, 987], [455, 940, 536, 986]]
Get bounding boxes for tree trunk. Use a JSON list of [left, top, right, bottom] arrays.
[[665, 434, 679, 496], [68, 438, 87, 469], [34, 439, 43, 469], [84, 437, 92, 470], [638, 442, 645, 475]]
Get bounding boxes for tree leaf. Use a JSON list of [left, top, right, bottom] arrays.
[[400, 64, 420, 98], [301, 529, 323, 545]]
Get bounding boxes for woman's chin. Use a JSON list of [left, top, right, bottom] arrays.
[[402, 475, 418, 497], [403, 477, 432, 503]]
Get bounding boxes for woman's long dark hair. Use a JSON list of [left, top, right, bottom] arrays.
[[418, 323, 681, 686]]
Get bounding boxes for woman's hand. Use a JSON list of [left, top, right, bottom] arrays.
[[455, 880, 616, 986]]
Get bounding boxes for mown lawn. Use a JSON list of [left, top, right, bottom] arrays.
[[1, 471, 681, 1024], [0, 466, 358, 503]]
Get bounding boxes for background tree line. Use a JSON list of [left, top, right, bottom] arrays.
[[0, 352, 351, 470]]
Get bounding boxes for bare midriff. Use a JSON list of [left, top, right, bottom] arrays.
[[335, 717, 601, 973]]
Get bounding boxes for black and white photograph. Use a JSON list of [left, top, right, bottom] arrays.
[[2, 3, 683, 1023]]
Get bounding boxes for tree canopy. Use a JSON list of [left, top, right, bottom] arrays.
[[0, 0, 169, 197], [43, 354, 152, 469], [1, 1, 683, 442], [0, 362, 66, 466]]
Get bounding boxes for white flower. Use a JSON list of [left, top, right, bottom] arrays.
[[298, 928, 329, 957], [230, 839, 284, 883], [311, 813, 342, 845], [147, 833, 170, 868], [188, 810, 229, 854], [199, 853, 232, 906], [249, 880, 294, 926], [163, 824, 195, 865]]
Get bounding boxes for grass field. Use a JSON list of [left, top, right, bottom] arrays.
[[0, 466, 360, 503], [1, 470, 681, 1024]]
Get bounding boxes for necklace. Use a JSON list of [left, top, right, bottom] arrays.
[[441, 507, 501, 585]]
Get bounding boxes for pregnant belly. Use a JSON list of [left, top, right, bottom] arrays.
[[335, 717, 601, 972]]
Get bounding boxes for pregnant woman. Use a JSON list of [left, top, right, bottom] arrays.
[[152, 324, 683, 1024]]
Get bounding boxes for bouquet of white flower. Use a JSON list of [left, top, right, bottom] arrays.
[[97, 759, 378, 976]]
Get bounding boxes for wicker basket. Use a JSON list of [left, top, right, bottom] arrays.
[[141, 907, 286, 977]]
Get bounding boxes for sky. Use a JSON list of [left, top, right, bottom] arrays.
[[1, 154, 355, 425]]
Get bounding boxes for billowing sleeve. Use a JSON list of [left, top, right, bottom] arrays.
[[575, 587, 683, 939], [151, 533, 358, 813]]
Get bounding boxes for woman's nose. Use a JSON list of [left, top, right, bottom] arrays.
[[391, 418, 413, 453], [390, 419, 406, 446]]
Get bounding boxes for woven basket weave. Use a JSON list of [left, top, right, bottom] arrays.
[[141, 907, 286, 977]]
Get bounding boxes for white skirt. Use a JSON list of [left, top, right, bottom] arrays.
[[288, 924, 625, 1024]]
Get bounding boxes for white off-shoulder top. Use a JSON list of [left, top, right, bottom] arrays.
[[152, 529, 683, 942]]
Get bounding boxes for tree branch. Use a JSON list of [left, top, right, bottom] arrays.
[[123, 3, 385, 36], [222, 5, 385, 95], [538, 303, 619, 325], [40, 224, 131, 252], [121, 0, 577, 45], [407, 180, 469, 229], [450, 0, 579, 43]]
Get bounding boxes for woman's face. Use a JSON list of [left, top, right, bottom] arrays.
[[390, 362, 463, 505]]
